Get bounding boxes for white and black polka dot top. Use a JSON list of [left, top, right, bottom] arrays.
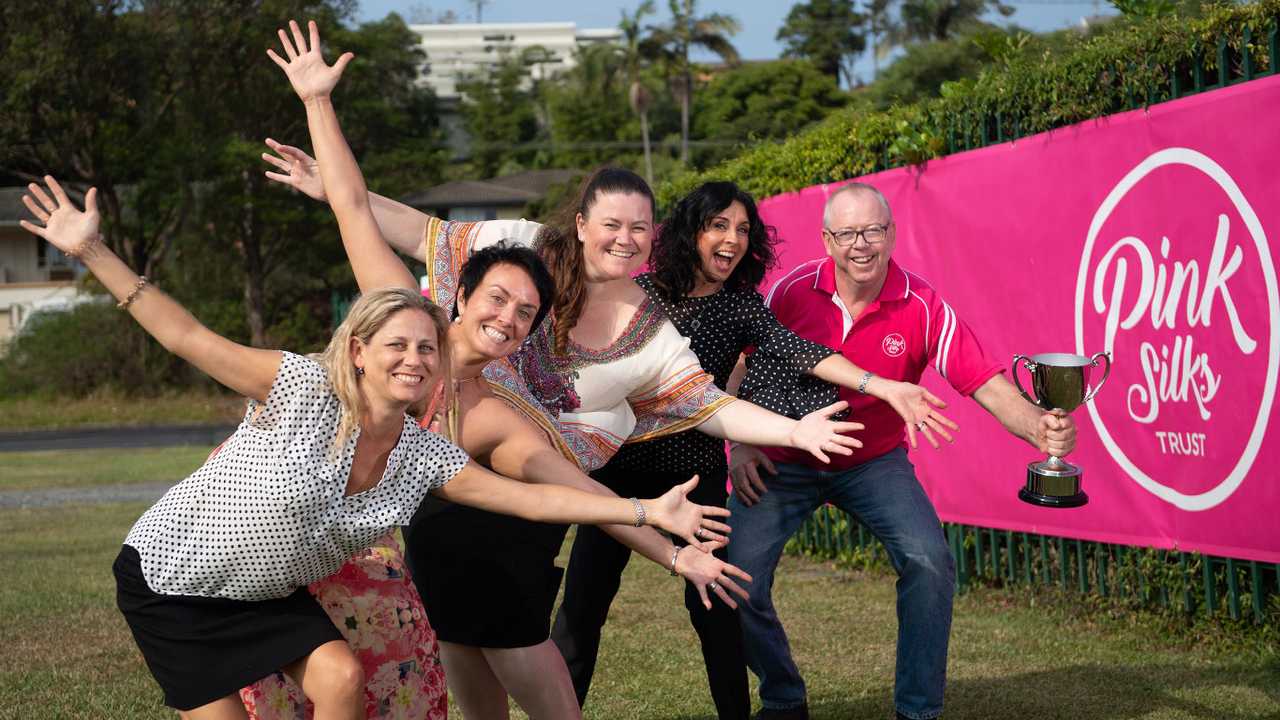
[[123, 352, 470, 602], [606, 275, 836, 475]]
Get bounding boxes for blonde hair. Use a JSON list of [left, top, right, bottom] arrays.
[[313, 288, 451, 453]]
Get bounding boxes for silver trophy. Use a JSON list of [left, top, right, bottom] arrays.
[[1011, 352, 1111, 508]]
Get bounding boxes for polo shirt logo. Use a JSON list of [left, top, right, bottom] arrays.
[[882, 333, 906, 357]]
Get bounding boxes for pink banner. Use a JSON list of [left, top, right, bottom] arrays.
[[757, 75, 1280, 563]]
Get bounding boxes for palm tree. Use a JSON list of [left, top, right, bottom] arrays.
[[646, 0, 740, 165], [620, 1, 658, 185], [898, 0, 1011, 43]]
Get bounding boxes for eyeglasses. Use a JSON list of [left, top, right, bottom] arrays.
[[823, 224, 891, 246]]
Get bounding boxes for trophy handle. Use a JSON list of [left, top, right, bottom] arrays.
[[1011, 354, 1039, 405], [1083, 351, 1112, 404]]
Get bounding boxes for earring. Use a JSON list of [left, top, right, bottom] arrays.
[[452, 315, 462, 325], [355, 367, 365, 376]]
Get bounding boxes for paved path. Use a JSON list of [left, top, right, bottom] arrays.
[[0, 482, 171, 509], [0, 424, 233, 509], [0, 424, 236, 452]]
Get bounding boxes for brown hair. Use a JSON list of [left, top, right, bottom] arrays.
[[535, 167, 656, 356]]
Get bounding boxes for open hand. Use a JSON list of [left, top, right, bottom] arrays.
[[650, 476, 732, 552], [19, 177, 99, 254], [791, 401, 864, 463], [267, 19, 353, 102], [879, 379, 959, 449], [675, 545, 752, 610], [262, 139, 326, 201]]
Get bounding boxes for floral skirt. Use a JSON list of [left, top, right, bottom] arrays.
[[239, 533, 448, 720]]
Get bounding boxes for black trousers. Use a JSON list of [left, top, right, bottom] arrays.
[[550, 465, 750, 720]]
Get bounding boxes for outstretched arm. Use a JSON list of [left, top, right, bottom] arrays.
[[268, 19, 417, 293], [972, 374, 1076, 457], [435, 460, 723, 549], [480, 413, 749, 607], [697, 398, 864, 464], [19, 178, 280, 401], [261, 138, 432, 259], [810, 355, 958, 448]]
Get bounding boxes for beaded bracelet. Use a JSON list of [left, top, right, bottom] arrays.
[[117, 276, 149, 310]]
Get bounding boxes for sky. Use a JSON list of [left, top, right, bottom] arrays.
[[354, 0, 1119, 83]]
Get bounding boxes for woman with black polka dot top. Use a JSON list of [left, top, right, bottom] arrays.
[[18, 164, 725, 720], [549, 182, 960, 719]]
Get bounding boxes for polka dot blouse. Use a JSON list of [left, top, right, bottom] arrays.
[[605, 274, 836, 475], [123, 352, 471, 602]]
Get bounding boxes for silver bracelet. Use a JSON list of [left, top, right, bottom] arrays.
[[857, 370, 875, 394], [669, 545, 683, 576], [630, 497, 646, 527]]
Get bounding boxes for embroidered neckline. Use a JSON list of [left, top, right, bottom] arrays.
[[564, 295, 666, 368]]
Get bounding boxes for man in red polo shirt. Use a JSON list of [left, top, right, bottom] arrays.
[[728, 183, 1077, 720]]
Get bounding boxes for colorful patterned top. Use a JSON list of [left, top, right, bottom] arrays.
[[420, 217, 735, 471]]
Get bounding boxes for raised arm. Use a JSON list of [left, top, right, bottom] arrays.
[[268, 19, 416, 293], [19, 178, 280, 401], [261, 138, 431, 259]]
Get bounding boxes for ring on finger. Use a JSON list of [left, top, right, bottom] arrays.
[[916, 421, 926, 431], [708, 581, 719, 591], [695, 529, 705, 541]]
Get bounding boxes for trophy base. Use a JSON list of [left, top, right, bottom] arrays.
[[1019, 460, 1089, 508]]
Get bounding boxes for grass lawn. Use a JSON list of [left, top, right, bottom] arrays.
[[1, 449, 1276, 719], [0, 447, 210, 492], [0, 390, 244, 431]]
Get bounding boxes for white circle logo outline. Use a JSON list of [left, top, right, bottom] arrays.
[[883, 333, 906, 357], [1074, 147, 1279, 512]]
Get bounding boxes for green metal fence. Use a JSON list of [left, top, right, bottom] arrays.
[[791, 20, 1280, 628], [792, 506, 1279, 626], [938, 20, 1280, 156]]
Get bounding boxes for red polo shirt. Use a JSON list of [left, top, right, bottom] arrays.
[[761, 257, 1003, 470]]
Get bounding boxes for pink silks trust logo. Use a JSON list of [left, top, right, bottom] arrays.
[[882, 333, 906, 357], [1075, 148, 1279, 511]]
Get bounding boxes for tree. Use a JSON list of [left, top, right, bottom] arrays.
[[898, 0, 1013, 42], [776, 0, 867, 87], [0, 0, 196, 280], [693, 59, 845, 166], [866, 0, 903, 79], [646, 0, 740, 165], [542, 43, 633, 168], [1, 1, 443, 349], [620, 0, 659, 184], [457, 50, 542, 176]]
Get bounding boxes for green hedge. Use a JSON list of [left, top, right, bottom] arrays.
[[658, 0, 1280, 206]]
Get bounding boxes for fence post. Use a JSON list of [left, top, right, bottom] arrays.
[[1243, 27, 1255, 80]]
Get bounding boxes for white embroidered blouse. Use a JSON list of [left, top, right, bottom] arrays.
[[420, 217, 734, 471]]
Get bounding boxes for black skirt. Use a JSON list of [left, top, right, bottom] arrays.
[[405, 497, 568, 648], [113, 545, 343, 711]]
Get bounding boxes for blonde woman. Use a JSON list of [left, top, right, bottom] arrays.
[[18, 175, 731, 720]]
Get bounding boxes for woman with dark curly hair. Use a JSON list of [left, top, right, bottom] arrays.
[[549, 181, 957, 719]]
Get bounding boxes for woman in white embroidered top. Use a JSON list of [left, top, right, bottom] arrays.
[[17, 173, 733, 720], [259, 19, 864, 720]]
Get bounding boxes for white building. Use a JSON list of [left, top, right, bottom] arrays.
[[410, 22, 622, 100]]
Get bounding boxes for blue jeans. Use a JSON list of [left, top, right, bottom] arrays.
[[726, 448, 954, 720]]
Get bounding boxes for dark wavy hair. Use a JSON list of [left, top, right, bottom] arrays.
[[535, 167, 656, 355], [455, 241, 556, 332], [650, 181, 778, 301]]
